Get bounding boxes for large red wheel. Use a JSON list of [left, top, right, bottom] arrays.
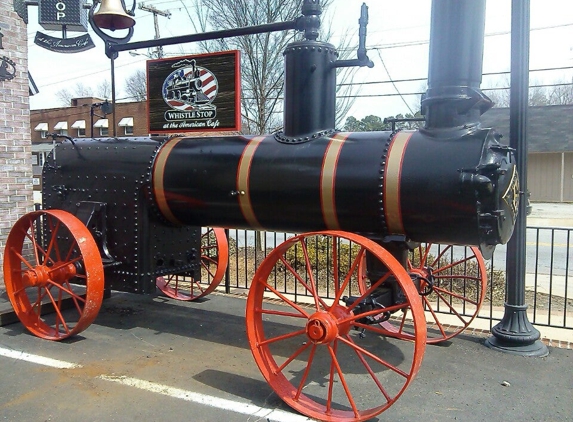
[[246, 231, 426, 422], [156, 227, 228, 301], [3, 210, 104, 340], [359, 243, 487, 344]]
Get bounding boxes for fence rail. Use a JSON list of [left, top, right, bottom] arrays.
[[217, 227, 572, 333]]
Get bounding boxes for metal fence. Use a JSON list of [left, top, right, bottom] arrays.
[[218, 227, 572, 333]]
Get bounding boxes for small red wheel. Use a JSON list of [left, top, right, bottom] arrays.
[[246, 231, 426, 422], [156, 227, 228, 301], [359, 243, 487, 344], [3, 210, 104, 340]]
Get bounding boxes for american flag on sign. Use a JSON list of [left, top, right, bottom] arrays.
[[164, 66, 219, 110]]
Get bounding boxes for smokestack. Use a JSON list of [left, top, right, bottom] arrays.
[[422, 0, 493, 130]]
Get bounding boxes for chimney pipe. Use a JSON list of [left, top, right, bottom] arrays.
[[422, 0, 493, 130]]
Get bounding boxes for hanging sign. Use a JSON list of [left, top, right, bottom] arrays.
[[34, 0, 94, 53], [39, 0, 88, 32], [147, 51, 241, 133], [34, 31, 94, 53]]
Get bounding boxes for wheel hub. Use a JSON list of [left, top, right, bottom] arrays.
[[306, 306, 352, 344], [21, 262, 77, 287]]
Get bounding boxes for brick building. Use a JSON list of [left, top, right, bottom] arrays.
[[29, 98, 148, 193], [0, 3, 34, 284], [30, 97, 148, 143]]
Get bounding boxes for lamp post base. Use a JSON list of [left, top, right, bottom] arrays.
[[485, 304, 548, 357]]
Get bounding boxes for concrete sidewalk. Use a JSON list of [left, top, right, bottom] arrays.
[[528, 202, 573, 227]]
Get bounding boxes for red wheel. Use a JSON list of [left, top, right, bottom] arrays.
[[3, 210, 104, 340], [156, 227, 228, 301], [359, 243, 487, 344], [246, 231, 426, 422]]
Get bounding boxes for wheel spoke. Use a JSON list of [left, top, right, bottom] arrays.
[[62, 280, 86, 316], [339, 302, 410, 326], [259, 281, 310, 318], [423, 296, 448, 337], [432, 289, 469, 324], [10, 248, 35, 271], [275, 341, 312, 374], [332, 246, 366, 306], [433, 284, 480, 305], [294, 344, 317, 401], [429, 245, 452, 267], [277, 254, 329, 310], [338, 335, 409, 378], [327, 342, 360, 418], [259, 308, 308, 319], [46, 216, 64, 263], [346, 270, 391, 311], [344, 334, 392, 403], [257, 328, 307, 347], [44, 287, 71, 335], [432, 254, 477, 274], [46, 279, 87, 304]]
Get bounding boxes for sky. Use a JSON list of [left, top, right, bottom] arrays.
[[26, 0, 573, 122]]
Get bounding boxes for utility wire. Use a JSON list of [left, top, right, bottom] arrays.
[[375, 48, 415, 115]]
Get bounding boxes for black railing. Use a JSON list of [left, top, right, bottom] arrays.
[[219, 227, 572, 332]]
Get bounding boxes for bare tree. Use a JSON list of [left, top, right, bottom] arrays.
[[96, 79, 112, 100], [187, 0, 362, 134], [548, 77, 573, 105], [124, 69, 147, 101], [55, 82, 94, 106], [484, 80, 550, 107]]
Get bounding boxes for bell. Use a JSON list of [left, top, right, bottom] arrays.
[[92, 0, 136, 31]]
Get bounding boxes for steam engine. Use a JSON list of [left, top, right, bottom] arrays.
[[43, 125, 517, 293]]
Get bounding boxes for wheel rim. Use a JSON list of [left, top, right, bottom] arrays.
[[359, 243, 487, 344], [3, 210, 104, 340], [156, 227, 228, 301], [246, 231, 426, 422]]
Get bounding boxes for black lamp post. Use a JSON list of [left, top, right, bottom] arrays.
[[88, 0, 136, 137], [485, 0, 548, 357]]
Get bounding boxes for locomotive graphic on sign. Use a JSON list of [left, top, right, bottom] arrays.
[[147, 51, 240, 134], [162, 59, 218, 118]]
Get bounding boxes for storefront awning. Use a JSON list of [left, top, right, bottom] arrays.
[[54, 121, 68, 130], [34, 122, 48, 131], [71, 120, 86, 129], [93, 119, 109, 128], [118, 117, 134, 127]]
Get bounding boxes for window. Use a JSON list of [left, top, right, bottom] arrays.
[[118, 117, 134, 135], [54, 121, 68, 136], [71, 120, 86, 137], [34, 122, 48, 139], [93, 119, 109, 137]]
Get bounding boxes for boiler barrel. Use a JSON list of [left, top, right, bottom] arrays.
[[152, 128, 517, 248]]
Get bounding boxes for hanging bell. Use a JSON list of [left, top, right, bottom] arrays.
[[92, 0, 136, 31]]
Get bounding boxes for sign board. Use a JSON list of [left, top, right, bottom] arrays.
[[34, 31, 94, 53], [39, 0, 89, 32], [147, 51, 241, 134]]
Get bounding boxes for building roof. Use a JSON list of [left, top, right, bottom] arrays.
[[480, 104, 573, 153]]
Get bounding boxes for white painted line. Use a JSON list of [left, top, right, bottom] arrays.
[[98, 375, 315, 422], [0, 346, 81, 369], [0, 346, 314, 421]]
